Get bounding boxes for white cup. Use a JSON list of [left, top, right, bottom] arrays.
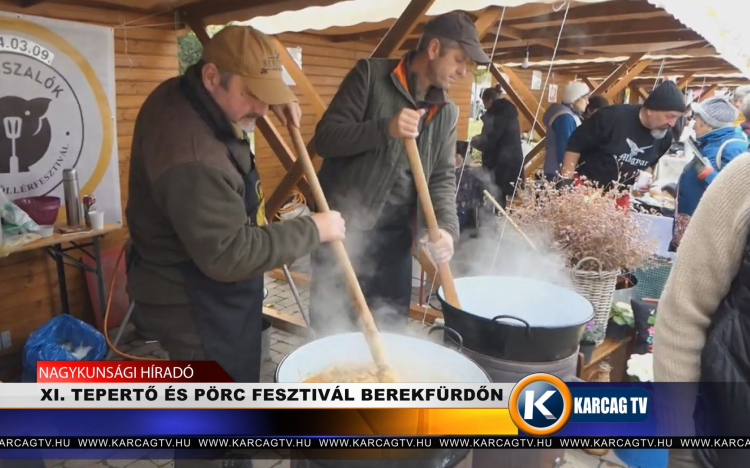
[[87, 211, 104, 230]]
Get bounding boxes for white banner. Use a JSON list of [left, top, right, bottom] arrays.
[[0, 12, 121, 223], [0, 383, 513, 409]]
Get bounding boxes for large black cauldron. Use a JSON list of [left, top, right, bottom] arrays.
[[437, 276, 594, 363]]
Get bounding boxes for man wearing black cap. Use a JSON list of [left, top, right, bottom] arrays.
[[560, 81, 686, 189], [309, 12, 490, 334]]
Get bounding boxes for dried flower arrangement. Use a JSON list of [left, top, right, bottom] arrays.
[[511, 179, 655, 272]]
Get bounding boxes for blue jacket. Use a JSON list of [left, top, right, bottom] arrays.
[[677, 127, 748, 216], [542, 103, 580, 178]]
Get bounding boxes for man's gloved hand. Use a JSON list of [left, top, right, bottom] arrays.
[[420, 229, 454, 265], [311, 211, 346, 243], [685, 154, 714, 180], [389, 108, 425, 139]]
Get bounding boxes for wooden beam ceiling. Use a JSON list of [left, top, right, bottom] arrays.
[[19, 0, 48, 6], [501, 47, 718, 65], [498, 24, 583, 55], [473, 6, 505, 39], [371, 0, 435, 58], [185, 16, 210, 44], [183, 0, 277, 18], [698, 84, 719, 102], [603, 59, 654, 100], [591, 53, 645, 95], [184, 0, 343, 25], [528, 16, 685, 39], [555, 31, 703, 50], [505, 1, 667, 29]]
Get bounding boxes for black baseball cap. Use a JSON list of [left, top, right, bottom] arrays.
[[422, 12, 491, 64]]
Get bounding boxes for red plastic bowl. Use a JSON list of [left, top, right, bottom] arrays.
[[14, 196, 61, 226]]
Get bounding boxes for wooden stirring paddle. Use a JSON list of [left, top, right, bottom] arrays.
[[403, 138, 461, 309], [286, 124, 396, 382], [483, 190, 539, 253]]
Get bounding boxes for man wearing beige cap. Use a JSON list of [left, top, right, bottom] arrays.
[[125, 26, 345, 385]]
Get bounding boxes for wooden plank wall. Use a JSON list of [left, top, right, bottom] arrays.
[[0, 0, 178, 368], [254, 32, 474, 199]]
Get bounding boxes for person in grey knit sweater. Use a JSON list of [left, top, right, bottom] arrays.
[[654, 152, 750, 467]]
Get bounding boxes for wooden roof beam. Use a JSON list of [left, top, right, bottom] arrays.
[[183, 0, 278, 19], [603, 59, 655, 101], [556, 31, 704, 50], [19, 0, 48, 7], [331, 28, 392, 43], [699, 84, 719, 102], [185, 15, 210, 45], [677, 73, 695, 90], [506, 1, 667, 29], [528, 17, 686, 39], [592, 53, 645, 95], [506, 45, 719, 67], [474, 6, 506, 39], [581, 77, 600, 91], [371, 0, 436, 58], [634, 87, 649, 103], [500, 24, 584, 55], [491, 65, 545, 139]]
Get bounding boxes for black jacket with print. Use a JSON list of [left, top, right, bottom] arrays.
[[566, 104, 672, 187]]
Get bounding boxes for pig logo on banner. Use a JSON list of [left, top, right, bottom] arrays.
[[0, 96, 53, 173], [0, 47, 85, 196]]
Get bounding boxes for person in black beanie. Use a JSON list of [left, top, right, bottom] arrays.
[[560, 80, 686, 189]]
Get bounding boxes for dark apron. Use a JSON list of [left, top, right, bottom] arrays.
[[176, 135, 265, 383]]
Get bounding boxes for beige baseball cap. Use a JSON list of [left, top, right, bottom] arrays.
[[202, 26, 297, 105]]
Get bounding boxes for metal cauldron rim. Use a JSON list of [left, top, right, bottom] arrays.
[[274, 331, 492, 383]]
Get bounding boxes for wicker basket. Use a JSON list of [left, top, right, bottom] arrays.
[[571, 257, 620, 345]]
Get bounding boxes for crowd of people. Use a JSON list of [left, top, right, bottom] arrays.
[[466, 82, 750, 468], [118, 7, 750, 464]]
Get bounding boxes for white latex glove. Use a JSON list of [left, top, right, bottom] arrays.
[[420, 229, 454, 265]]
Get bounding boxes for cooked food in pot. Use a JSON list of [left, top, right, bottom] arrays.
[[303, 363, 398, 383]]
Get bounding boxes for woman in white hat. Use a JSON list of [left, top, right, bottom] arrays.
[[541, 81, 590, 180]]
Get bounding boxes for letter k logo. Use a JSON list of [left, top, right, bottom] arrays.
[[524, 390, 556, 420], [509, 374, 572, 436]]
